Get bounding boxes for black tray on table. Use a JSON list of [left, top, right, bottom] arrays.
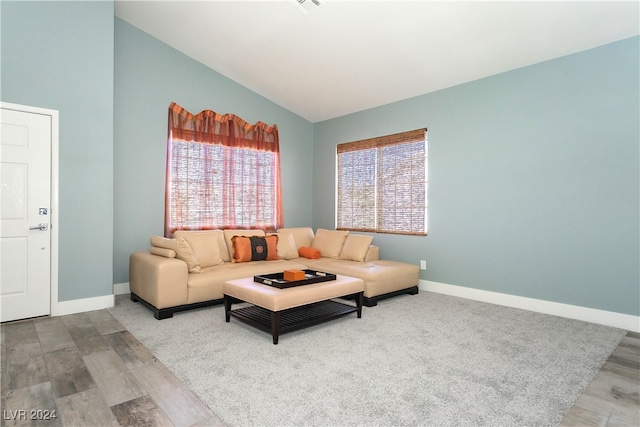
[[254, 270, 337, 289]]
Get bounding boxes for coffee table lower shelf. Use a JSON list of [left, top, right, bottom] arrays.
[[226, 299, 360, 344]]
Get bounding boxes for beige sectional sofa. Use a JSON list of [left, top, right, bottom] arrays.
[[129, 227, 419, 319]]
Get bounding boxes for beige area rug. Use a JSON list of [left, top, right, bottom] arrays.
[[109, 292, 625, 426]]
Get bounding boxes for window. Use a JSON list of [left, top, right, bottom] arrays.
[[165, 103, 282, 236], [336, 128, 427, 235]]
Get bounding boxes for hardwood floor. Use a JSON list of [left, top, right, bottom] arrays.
[[560, 331, 640, 426], [1, 309, 223, 427], [1, 303, 638, 426]]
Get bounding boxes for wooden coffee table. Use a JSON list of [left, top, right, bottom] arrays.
[[223, 275, 364, 344]]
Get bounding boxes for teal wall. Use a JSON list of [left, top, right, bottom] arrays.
[[113, 19, 314, 284], [313, 37, 640, 316], [2, 2, 637, 317], [1, 1, 115, 302]]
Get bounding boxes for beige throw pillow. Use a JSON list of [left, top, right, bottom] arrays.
[[277, 227, 314, 249], [277, 232, 299, 259], [173, 231, 223, 268], [339, 234, 373, 262], [151, 235, 201, 273], [310, 228, 349, 259], [150, 235, 173, 250], [149, 247, 176, 258]]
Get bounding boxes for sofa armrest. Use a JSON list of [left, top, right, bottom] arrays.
[[365, 245, 379, 262], [129, 251, 189, 309]]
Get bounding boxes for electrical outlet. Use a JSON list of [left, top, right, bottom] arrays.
[[420, 260, 426, 270]]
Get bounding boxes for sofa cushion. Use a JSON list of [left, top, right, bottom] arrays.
[[311, 228, 349, 259], [188, 259, 310, 303], [172, 231, 223, 268], [277, 232, 298, 259], [277, 227, 314, 249], [339, 234, 373, 262], [231, 235, 279, 263], [174, 230, 228, 264], [151, 235, 201, 273], [305, 258, 420, 298]]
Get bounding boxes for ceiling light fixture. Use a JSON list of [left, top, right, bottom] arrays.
[[290, 0, 322, 15]]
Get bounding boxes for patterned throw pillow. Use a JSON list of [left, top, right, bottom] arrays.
[[231, 235, 279, 263]]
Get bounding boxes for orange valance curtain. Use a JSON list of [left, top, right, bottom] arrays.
[[165, 102, 283, 236], [168, 102, 280, 151]]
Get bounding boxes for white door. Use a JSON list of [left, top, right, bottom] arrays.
[[0, 107, 52, 322]]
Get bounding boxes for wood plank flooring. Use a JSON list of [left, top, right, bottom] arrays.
[[560, 331, 640, 426], [1, 302, 638, 426], [1, 309, 223, 427]]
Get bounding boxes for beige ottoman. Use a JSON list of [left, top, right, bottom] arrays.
[[223, 275, 364, 344]]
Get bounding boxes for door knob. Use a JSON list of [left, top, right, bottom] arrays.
[[29, 223, 48, 231]]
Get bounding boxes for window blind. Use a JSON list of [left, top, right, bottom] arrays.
[[337, 128, 427, 236], [168, 141, 278, 233]]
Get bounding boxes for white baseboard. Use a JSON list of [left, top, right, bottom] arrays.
[[53, 284, 129, 317], [55, 280, 638, 331], [420, 280, 640, 333], [56, 294, 114, 316], [113, 282, 130, 295]]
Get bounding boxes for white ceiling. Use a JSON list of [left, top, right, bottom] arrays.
[[115, 1, 639, 123]]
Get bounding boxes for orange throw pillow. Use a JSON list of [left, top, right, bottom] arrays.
[[298, 246, 321, 259], [232, 235, 279, 263]]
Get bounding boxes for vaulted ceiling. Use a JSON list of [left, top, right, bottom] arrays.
[[115, 1, 639, 123]]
